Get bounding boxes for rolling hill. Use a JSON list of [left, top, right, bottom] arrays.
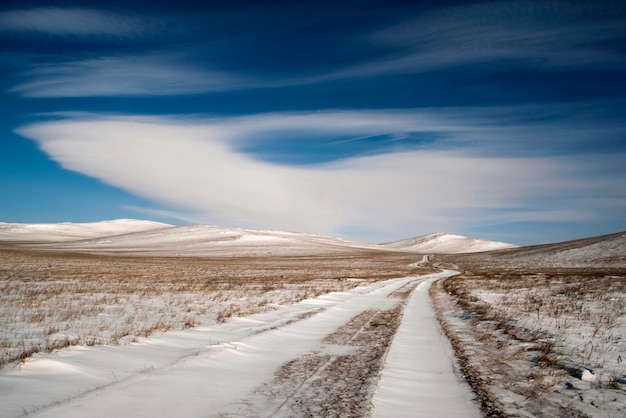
[[1, 220, 623, 265], [382, 232, 517, 253]]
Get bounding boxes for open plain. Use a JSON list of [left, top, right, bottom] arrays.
[[1, 222, 624, 417]]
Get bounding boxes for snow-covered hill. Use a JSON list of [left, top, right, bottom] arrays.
[[383, 233, 517, 253], [0, 222, 387, 256], [473, 231, 626, 267], [0, 220, 519, 256], [0, 219, 172, 242]]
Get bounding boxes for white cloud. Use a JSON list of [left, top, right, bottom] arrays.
[[16, 110, 624, 241], [10, 56, 248, 97], [0, 7, 161, 38]]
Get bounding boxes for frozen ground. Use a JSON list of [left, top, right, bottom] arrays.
[[0, 248, 421, 369], [2, 220, 624, 417], [0, 270, 479, 418], [427, 232, 626, 417], [0, 221, 481, 417], [430, 262, 626, 417]]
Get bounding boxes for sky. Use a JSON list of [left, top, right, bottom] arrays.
[[1, 0, 625, 245]]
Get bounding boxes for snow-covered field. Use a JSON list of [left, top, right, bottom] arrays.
[[427, 233, 626, 417], [432, 265, 626, 417], [0, 248, 423, 370], [2, 220, 624, 417], [0, 260, 478, 417], [0, 220, 482, 417]]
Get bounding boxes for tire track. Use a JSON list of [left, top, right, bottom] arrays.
[[224, 278, 424, 417]]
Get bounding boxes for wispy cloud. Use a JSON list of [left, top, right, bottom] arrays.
[[16, 109, 625, 240], [6, 1, 624, 98], [334, 0, 626, 78], [10, 55, 249, 97], [0, 7, 163, 38]]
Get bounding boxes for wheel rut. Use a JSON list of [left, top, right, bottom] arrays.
[[223, 278, 424, 417]]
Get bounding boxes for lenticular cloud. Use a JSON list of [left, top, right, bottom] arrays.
[[16, 112, 599, 240]]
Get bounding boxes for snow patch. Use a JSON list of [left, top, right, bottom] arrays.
[[581, 369, 596, 382]]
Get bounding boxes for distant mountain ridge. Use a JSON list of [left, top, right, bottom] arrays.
[[383, 233, 517, 253]]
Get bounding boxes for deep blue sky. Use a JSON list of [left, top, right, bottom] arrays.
[[1, 0, 625, 245]]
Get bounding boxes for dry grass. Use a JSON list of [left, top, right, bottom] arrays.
[[431, 262, 626, 418], [0, 247, 426, 369]]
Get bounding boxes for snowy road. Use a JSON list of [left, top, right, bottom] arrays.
[[1, 270, 480, 417], [371, 272, 481, 417]]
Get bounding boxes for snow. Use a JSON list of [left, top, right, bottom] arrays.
[[1, 220, 518, 256], [3, 223, 389, 256], [385, 232, 517, 253], [0, 270, 479, 418], [468, 230, 626, 268], [371, 272, 480, 418], [436, 268, 626, 416], [581, 369, 596, 382], [408, 255, 430, 267], [3, 219, 624, 417], [0, 219, 172, 242]]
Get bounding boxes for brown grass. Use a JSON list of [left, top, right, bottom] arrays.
[[430, 259, 626, 418], [0, 247, 426, 369]]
